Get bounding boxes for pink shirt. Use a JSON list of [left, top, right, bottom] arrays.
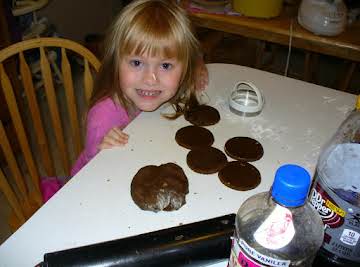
[[71, 98, 139, 176]]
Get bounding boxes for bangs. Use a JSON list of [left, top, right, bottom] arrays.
[[124, 34, 181, 59], [120, 3, 187, 60]]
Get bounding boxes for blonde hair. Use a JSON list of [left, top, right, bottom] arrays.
[[90, 0, 200, 116]]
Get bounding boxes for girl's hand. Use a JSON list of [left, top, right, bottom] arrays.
[[98, 127, 129, 150], [195, 56, 209, 91]]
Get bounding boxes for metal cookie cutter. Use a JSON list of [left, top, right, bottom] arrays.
[[229, 81, 264, 117]]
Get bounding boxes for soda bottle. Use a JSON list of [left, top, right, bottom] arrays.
[[311, 95, 360, 266], [228, 164, 324, 267]]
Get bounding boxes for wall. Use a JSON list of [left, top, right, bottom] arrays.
[[38, 0, 124, 43]]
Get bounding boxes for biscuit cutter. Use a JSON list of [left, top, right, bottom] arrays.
[[229, 81, 264, 116]]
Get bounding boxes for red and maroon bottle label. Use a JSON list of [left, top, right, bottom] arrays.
[[310, 175, 360, 262]]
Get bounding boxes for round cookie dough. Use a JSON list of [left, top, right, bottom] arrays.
[[184, 105, 220, 126], [131, 163, 189, 212], [224, 137, 264, 162], [218, 161, 261, 191], [187, 147, 227, 174], [175, 125, 214, 150]]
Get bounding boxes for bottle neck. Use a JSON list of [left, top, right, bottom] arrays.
[[269, 192, 305, 209]]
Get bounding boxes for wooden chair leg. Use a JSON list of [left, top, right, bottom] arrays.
[[198, 30, 224, 63], [268, 44, 278, 67], [304, 51, 312, 82], [304, 52, 319, 83], [255, 40, 266, 69], [339, 61, 356, 92], [311, 54, 319, 83]]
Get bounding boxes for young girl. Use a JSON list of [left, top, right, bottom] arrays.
[[70, 0, 205, 176]]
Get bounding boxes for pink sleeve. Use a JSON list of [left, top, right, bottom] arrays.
[[71, 99, 133, 176], [83, 110, 109, 162]]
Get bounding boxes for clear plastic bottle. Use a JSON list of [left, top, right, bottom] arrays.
[[311, 95, 360, 266], [228, 164, 324, 267]]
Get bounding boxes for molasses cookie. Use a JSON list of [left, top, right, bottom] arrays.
[[184, 105, 220, 126], [224, 137, 264, 162], [175, 125, 214, 150], [218, 161, 261, 191], [187, 147, 227, 174], [131, 163, 189, 212]]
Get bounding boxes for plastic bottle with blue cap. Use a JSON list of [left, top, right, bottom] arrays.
[[228, 164, 324, 267]]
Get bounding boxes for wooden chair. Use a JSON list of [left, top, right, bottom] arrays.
[[0, 37, 101, 232]]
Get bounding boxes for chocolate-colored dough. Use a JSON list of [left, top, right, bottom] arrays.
[[224, 137, 264, 162], [131, 163, 189, 212], [175, 125, 214, 150], [218, 161, 261, 191], [184, 105, 220, 126], [187, 147, 227, 174]]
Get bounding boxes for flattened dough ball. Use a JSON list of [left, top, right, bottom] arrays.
[[175, 125, 214, 150], [224, 137, 263, 162], [131, 163, 189, 212], [187, 147, 227, 174], [218, 161, 261, 191], [184, 105, 220, 126]]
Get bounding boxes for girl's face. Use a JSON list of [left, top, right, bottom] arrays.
[[119, 53, 184, 112]]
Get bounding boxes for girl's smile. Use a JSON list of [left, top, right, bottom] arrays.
[[119, 54, 183, 112], [136, 89, 162, 97]]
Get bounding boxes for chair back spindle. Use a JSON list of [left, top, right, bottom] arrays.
[[0, 37, 101, 233]]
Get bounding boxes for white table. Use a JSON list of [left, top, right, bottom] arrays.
[[0, 64, 356, 267]]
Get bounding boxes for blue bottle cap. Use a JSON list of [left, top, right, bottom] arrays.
[[271, 164, 311, 207]]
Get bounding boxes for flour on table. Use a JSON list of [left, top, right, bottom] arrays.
[[249, 122, 283, 142], [281, 144, 293, 151], [213, 95, 290, 141], [322, 96, 337, 104], [336, 105, 352, 115], [213, 94, 243, 124], [295, 103, 306, 112], [295, 128, 322, 171], [302, 144, 322, 172], [300, 128, 317, 144], [321, 95, 352, 115]]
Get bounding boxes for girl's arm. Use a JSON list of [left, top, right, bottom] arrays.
[[71, 99, 131, 176], [84, 102, 130, 158], [97, 127, 129, 150]]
